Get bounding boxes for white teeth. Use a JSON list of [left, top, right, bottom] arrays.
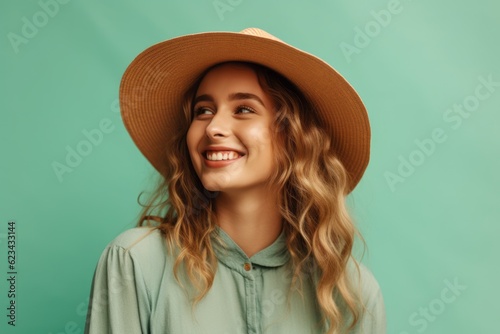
[[206, 151, 241, 161]]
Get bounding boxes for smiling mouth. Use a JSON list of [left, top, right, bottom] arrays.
[[204, 151, 245, 161]]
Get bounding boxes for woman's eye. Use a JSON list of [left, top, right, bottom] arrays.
[[236, 106, 255, 114], [194, 107, 213, 116]]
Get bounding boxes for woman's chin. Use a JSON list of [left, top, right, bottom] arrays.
[[199, 180, 226, 192], [203, 184, 221, 192], [200, 175, 234, 191]]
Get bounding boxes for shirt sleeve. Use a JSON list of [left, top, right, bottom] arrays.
[[84, 244, 151, 334], [351, 265, 387, 334]]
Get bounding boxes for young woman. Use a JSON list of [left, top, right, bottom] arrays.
[[84, 28, 386, 334]]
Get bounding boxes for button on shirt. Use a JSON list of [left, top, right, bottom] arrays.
[[84, 227, 386, 333]]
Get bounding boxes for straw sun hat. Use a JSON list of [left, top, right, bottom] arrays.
[[119, 28, 370, 193]]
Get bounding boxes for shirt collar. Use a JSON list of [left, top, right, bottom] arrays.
[[210, 225, 290, 271]]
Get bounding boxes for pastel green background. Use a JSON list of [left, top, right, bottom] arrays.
[[1, 0, 499, 333]]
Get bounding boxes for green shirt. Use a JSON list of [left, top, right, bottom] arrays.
[[84, 226, 386, 333]]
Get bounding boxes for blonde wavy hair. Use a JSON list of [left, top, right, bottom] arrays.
[[136, 61, 365, 333]]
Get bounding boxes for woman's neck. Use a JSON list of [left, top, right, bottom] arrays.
[[214, 188, 282, 258]]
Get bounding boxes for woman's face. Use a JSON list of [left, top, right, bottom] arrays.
[[186, 63, 276, 193]]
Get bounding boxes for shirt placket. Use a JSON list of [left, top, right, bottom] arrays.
[[242, 262, 260, 334]]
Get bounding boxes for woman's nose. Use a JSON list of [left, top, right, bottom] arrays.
[[205, 109, 231, 138]]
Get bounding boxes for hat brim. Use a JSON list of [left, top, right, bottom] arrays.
[[119, 30, 370, 192]]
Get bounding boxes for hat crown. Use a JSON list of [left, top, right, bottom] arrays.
[[239, 27, 283, 42]]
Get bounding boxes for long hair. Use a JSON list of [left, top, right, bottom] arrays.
[[135, 61, 364, 333]]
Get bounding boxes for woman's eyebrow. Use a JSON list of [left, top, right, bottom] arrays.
[[193, 92, 266, 107], [228, 92, 265, 107], [193, 94, 213, 105]]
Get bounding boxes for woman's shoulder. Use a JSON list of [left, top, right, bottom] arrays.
[[104, 226, 169, 263], [354, 262, 382, 295], [97, 227, 171, 290], [108, 226, 164, 248], [345, 260, 383, 302], [344, 259, 386, 331]]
